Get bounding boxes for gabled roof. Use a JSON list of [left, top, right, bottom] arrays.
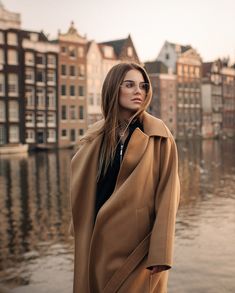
[[144, 60, 168, 74], [98, 43, 117, 60], [99, 37, 127, 57], [167, 41, 192, 54]]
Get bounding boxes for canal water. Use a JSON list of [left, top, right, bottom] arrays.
[[0, 139, 234, 293]]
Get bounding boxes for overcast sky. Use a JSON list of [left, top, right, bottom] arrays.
[[5, 0, 235, 63]]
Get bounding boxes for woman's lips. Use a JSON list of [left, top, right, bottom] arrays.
[[131, 98, 143, 103]]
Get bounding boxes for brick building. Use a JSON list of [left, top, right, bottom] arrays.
[[57, 22, 87, 147], [0, 2, 59, 149]]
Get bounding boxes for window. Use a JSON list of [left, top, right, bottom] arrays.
[[36, 88, 45, 108], [25, 68, 35, 83], [79, 105, 84, 120], [25, 86, 35, 107], [61, 105, 67, 120], [127, 46, 133, 57], [9, 101, 19, 121], [0, 32, 4, 44], [8, 73, 18, 96], [184, 65, 188, 75], [47, 129, 56, 142], [78, 46, 84, 58], [70, 65, 76, 77], [0, 48, 5, 64], [89, 93, 94, 105], [9, 125, 19, 143], [61, 46, 67, 54], [103, 46, 113, 58], [61, 64, 66, 76], [69, 46, 76, 58], [178, 64, 183, 76], [70, 105, 77, 119], [26, 130, 35, 143], [165, 53, 169, 60], [78, 86, 84, 96], [0, 125, 6, 145], [61, 84, 66, 96], [70, 85, 75, 96], [78, 65, 85, 77], [195, 67, 200, 78], [25, 112, 35, 126], [79, 129, 84, 136], [36, 112, 46, 126], [25, 52, 34, 65], [70, 129, 76, 142], [47, 88, 56, 108], [47, 55, 56, 67], [36, 69, 45, 83], [0, 73, 5, 96], [47, 70, 56, 83], [47, 112, 56, 126], [61, 129, 67, 137], [36, 54, 45, 66], [0, 101, 6, 121], [7, 33, 18, 46]]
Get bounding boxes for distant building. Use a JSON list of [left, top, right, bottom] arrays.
[[145, 61, 177, 137], [57, 22, 87, 147], [100, 34, 140, 64], [0, 2, 59, 148], [221, 65, 235, 137], [85, 34, 140, 126], [86, 41, 103, 125], [23, 31, 59, 147], [154, 41, 202, 139], [156, 40, 191, 73], [202, 59, 235, 138], [0, 1, 21, 29], [202, 60, 223, 138]]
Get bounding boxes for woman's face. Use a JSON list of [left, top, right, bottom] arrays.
[[118, 69, 148, 120]]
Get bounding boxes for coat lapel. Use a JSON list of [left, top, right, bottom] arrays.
[[115, 128, 149, 190]]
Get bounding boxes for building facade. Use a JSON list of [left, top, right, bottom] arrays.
[[57, 22, 87, 147], [176, 48, 202, 138], [86, 40, 103, 125], [23, 31, 59, 147], [221, 66, 235, 137], [148, 41, 202, 139], [202, 60, 223, 138], [145, 60, 177, 136], [202, 59, 235, 138], [0, 3, 59, 148]]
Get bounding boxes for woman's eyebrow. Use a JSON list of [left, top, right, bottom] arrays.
[[123, 80, 145, 82]]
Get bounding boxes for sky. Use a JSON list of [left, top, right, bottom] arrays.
[[5, 0, 235, 63]]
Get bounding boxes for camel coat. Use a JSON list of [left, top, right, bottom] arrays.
[[70, 111, 180, 293]]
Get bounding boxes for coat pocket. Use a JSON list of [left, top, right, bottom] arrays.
[[136, 206, 150, 243]]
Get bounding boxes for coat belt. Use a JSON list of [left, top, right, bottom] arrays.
[[103, 233, 151, 293]]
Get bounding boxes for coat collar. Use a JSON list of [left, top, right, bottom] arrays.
[[140, 111, 169, 138], [90, 111, 169, 138]]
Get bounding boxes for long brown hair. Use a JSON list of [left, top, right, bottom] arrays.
[[82, 62, 152, 180]]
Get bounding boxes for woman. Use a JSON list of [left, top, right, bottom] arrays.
[[70, 62, 180, 293]]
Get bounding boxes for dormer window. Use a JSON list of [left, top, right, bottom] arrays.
[[127, 46, 133, 57], [103, 46, 113, 58]]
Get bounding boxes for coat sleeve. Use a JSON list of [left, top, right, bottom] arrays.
[[146, 134, 180, 270]]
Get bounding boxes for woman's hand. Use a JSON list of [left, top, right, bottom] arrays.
[[150, 265, 169, 275]]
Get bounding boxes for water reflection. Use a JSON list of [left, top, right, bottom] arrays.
[[0, 140, 234, 292], [0, 150, 73, 290]]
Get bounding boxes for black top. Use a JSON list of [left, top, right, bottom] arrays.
[[95, 119, 143, 218]]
